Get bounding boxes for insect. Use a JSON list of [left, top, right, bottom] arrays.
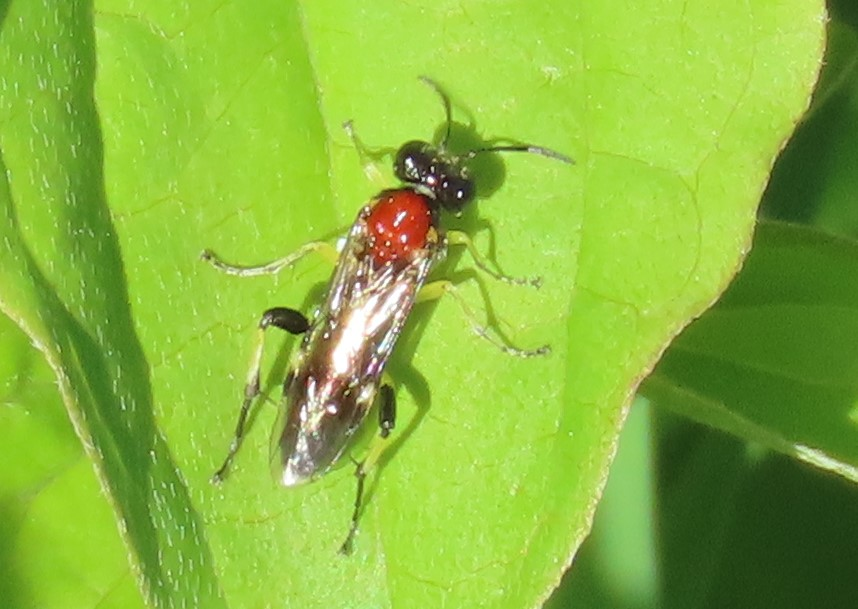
[[203, 77, 571, 554]]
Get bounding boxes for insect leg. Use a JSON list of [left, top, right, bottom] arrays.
[[446, 230, 542, 288], [417, 280, 550, 357], [342, 120, 396, 187], [201, 241, 338, 277], [212, 307, 311, 483], [340, 383, 396, 555], [377, 383, 396, 437]]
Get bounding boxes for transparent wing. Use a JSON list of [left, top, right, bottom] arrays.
[[272, 205, 443, 484]]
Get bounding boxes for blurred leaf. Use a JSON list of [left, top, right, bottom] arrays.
[[701, 454, 858, 609], [645, 222, 858, 482], [0, 0, 823, 607], [654, 417, 751, 609], [654, 418, 858, 609]]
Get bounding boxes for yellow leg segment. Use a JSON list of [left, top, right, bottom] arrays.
[[418, 279, 549, 357], [212, 308, 310, 483], [342, 120, 396, 188], [340, 374, 397, 555], [201, 240, 339, 277], [446, 230, 542, 288]]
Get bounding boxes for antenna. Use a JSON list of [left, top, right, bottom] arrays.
[[418, 75, 453, 149], [467, 144, 573, 164], [417, 76, 573, 164]]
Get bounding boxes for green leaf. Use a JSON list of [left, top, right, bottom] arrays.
[[645, 221, 858, 482], [0, 1, 823, 607], [0, 2, 222, 608], [0, 315, 146, 609]]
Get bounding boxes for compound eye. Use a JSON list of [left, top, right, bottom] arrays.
[[394, 140, 434, 184], [439, 174, 474, 214]]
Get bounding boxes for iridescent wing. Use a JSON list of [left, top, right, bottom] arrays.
[[272, 203, 444, 485]]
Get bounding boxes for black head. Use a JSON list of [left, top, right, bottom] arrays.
[[394, 77, 573, 216], [393, 140, 474, 215]]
